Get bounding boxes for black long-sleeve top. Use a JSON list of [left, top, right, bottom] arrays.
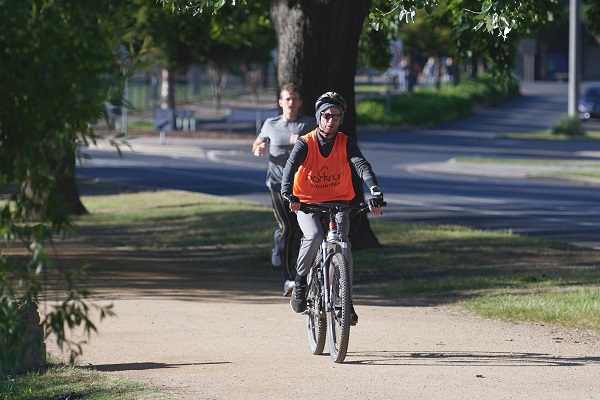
[[280, 131, 379, 199]]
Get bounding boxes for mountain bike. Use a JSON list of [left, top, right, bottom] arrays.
[[299, 201, 385, 363]]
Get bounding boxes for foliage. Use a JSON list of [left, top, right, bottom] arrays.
[[369, 0, 562, 39], [132, 0, 209, 68], [161, 0, 558, 37], [358, 17, 395, 72], [356, 74, 518, 126], [161, 0, 566, 38], [398, 8, 452, 59], [582, 0, 600, 36], [206, 1, 274, 66], [160, 0, 568, 90], [130, 0, 273, 69], [551, 115, 587, 137], [0, 0, 125, 376]]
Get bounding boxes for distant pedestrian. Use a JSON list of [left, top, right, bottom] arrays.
[[252, 83, 315, 296], [400, 59, 409, 91], [423, 57, 435, 85], [445, 57, 458, 85]]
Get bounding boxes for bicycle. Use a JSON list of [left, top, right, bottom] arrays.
[[299, 201, 385, 363]]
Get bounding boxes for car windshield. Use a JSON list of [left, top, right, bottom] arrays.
[[585, 88, 600, 102]]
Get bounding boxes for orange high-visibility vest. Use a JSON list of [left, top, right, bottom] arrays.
[[293, 130, 353, 203]]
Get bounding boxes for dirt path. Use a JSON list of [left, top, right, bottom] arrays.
[[44, 243, 600, 400]]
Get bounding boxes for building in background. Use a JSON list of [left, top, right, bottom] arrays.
[[514, 18, 600, 82]]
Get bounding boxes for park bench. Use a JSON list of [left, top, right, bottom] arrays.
[[226, 108, 279, 134]]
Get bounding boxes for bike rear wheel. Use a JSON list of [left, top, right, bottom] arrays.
[[326, 252, 351, 363], [306, 252, 326, 355]]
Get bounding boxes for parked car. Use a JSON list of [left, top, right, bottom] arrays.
[[579, 83, 600, 121]]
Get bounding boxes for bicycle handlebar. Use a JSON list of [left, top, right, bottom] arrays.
[[298, 201, 387, 216]]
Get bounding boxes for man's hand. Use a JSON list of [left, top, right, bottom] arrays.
[[368, 201, 382, 216], [253, 141, 266, 157], [282, 193, 300, 212], [369, 186, 384, 216]]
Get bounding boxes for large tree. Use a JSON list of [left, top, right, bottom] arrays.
[[1, 2, 136, 218], [0, 0, 130, 373]]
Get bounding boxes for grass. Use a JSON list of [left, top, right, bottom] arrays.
[[76, 190, 274, 248], [355, 220, 600, 300], [454, 156, 600, 180], [463, 289, 600, 332], [456, 157, 600, 166], [0, 364, 168, 400], [502, 130, 600, 140], [129, 121, 154, 131]]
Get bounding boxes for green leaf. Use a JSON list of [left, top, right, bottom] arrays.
[[481, 0, 493, 14]]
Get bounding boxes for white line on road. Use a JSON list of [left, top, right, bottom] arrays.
[[383, 197, 600, 229]]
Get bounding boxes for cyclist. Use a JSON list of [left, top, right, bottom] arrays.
[[281, 91, 384, 325], [252, 83, 315, 296]]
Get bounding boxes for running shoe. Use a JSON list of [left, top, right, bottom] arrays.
[[283, 280, 295, 297]]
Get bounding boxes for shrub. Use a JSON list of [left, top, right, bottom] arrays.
[[551, 115, 586, 137], [356, 74, 519, 127]]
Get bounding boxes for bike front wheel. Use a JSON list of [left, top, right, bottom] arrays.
[[326, 252, 351, 363], [306, 253, 326, 355]]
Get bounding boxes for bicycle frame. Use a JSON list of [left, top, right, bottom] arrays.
[[301, 202, 375, 363]]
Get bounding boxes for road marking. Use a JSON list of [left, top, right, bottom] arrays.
[[383, 197, 600, 229]]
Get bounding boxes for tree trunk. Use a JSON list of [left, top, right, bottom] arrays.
[[22, 149, 87, 219], [160, 66, 177, 130], [271, 0, 380, 249], [52, 151, 88, 216], [207, 61, 228, 110], [240, 63, 261, 103]]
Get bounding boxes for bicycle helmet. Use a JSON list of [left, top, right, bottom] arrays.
[[315, 91, 346, 113]]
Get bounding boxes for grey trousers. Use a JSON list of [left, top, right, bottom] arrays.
[[295, 208, 353, 288]]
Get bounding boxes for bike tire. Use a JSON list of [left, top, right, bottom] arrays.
[[306, 252, 326, 355], [326, 252, 351, 363]]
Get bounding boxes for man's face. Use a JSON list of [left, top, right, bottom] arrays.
[[318, 106, 342, 138], [278, 90, 302, 115]]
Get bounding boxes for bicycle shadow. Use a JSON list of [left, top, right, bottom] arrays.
[[344, 350, 600, 367]]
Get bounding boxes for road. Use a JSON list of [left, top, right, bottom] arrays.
[[79, 82, 600, 249]]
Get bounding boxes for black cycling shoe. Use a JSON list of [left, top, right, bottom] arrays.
[[337, 304, 359, 325], [290, 284, 307, 313], [350, 304, 359, 326]]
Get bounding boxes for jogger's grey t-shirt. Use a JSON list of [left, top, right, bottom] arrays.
[[257, 115, 315, 192]]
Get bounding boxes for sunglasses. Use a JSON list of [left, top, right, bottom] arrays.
[[322, 113, 342, 121]]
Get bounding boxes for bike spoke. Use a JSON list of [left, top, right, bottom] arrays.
[[327, 253, 351, 363]]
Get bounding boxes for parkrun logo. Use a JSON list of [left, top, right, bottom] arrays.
[[305, 166, 344, 189]]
